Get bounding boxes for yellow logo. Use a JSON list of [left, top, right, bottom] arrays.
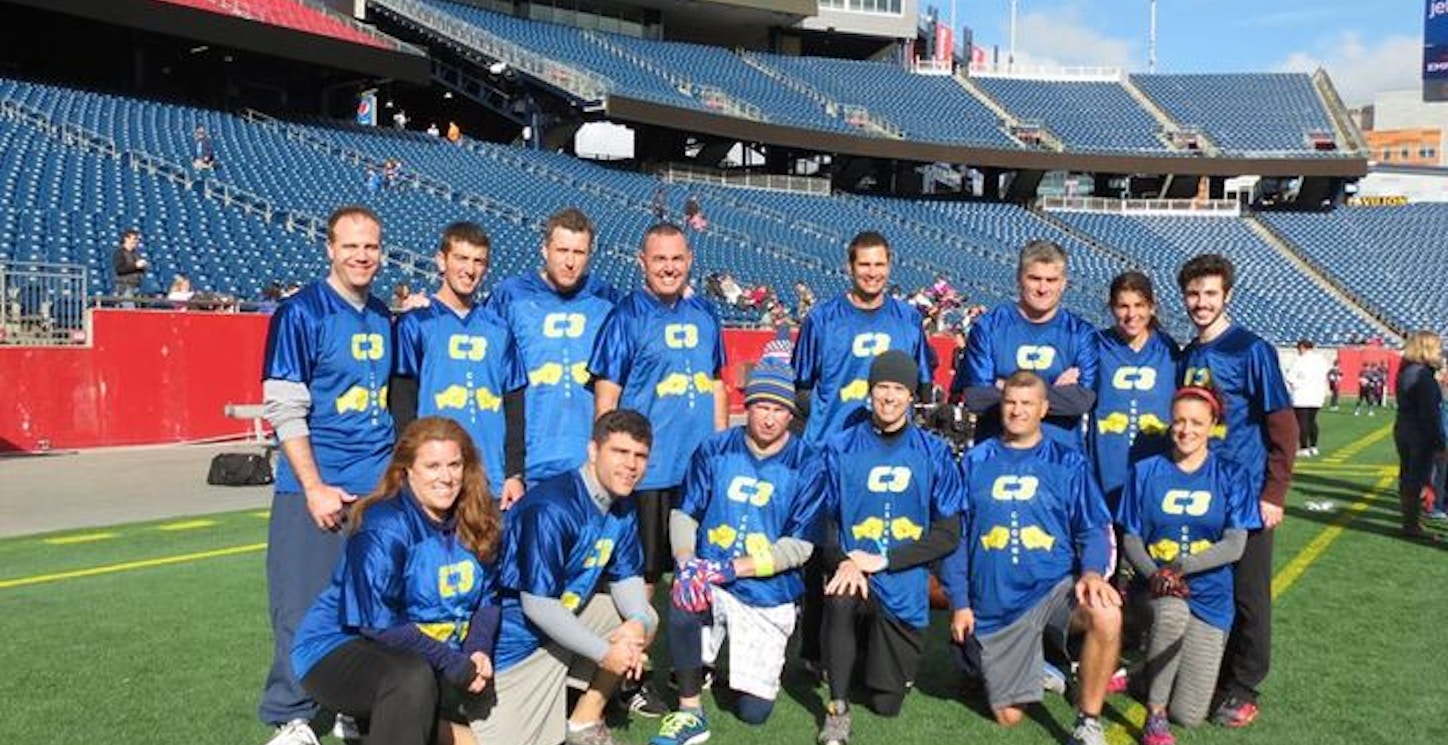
[[1112, 366, 1158, 390], [890, 517, 924, 541], [335, 385, 378, 414], [851, 516, 886, 541], [655, 372, 712, 398], [583, 538, 615, 569], [866, 466, 912, 493], [543, 312, 586, 338], [840, 378, 869, 402], [726, 476, 774, 507], [571, 362, 590, 385], [1162, 489, 1212, 516], [991, 475, 1039, 501], [1020, 526, 1056, 550], [850, 332, 891, 357], [1148, 538, 1213, 563], [1139, 413, 1168, 435], [981, 526, 1011, 550], [1015, 345, 1056, 370], [561, 591, 581, 611], [447, 334, 488, 361], [437, 560, 476, 598], [529, 363, 563, 386], [434, 385, 469, 410], [351, 333, 385, 361], [1182, 366, 1213, 387], [665, 323, 699, 349], [1097, 412, 1130, 435], [708, 523, 738, 549]]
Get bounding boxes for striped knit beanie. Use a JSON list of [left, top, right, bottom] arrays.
[[745, 363, 797, 413]]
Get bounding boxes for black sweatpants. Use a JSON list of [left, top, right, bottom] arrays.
[[1396, 431, 1435, 532], [1218, 526, 1273, 703], [1294, 408, 1320, 450], [823, 593, 923, 716], [301, 639, 440, 745]]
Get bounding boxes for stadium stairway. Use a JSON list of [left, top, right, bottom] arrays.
[[1244, 214, 1403, 340], [1118, 76, 1220, 156], [950, 72, 1056, 151], [1311, 69, 1370, 156]]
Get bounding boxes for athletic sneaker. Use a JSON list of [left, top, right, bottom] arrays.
[[1295, 448, 1312, 458], [817, 705, 852, 745], [1068, 714, 1107, 745], [1140, 711, 1175, 745], [332, 714, 362, 743], [1309, 446, 1320, 457], [1212, 696, 1259, 728], [565, 721, 620, 745], [1042, 661, 1068, 695], [262, 719, 320, 745], [650, 711, 710, 745], [1106, 667, 1129, 695], [622, 680, 671, 718], [1427, 509, 1448, 522]]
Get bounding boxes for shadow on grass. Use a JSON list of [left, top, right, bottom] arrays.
[[1287, 473, 1448, 550]]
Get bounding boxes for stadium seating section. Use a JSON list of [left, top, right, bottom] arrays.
[[156, 0, 395, 49], [1130, 73, 1341, 155], [971, 77, 1171, 153], [0, 68, 1395, 343]]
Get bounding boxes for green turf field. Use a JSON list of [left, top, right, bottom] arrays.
[[3, 408, 1444, 745]]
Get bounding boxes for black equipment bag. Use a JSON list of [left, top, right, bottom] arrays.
[[207, 452, 274, 486]]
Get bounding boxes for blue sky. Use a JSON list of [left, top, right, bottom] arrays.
[[935, 0, 1426, 104]]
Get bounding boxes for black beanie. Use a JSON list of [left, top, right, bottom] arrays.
[[868, 349, 918, 391]]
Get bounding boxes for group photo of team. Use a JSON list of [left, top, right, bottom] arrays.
[[251, 201, 1310, 745]]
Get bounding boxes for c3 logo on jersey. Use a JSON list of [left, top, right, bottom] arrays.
[[991, 475, 1040, 501], [582, 538, 615, 569], [851, 333, 891, 358], [351, 333, 385, 361], [448, 335, 488, 361], [1112, 367, 1157, 390], [543, 312, 586, 338], [726, 476, 775, 507], [1182, 367, 1213, 387], [1016, 345, 1057, 371], [437, 560, 476, 598], [664, 323, 699, 349], [1162, 489, 1212, 516], [866, 466, 912, 493], [529, 363, 563, 386], [840, 378, 869, 402]]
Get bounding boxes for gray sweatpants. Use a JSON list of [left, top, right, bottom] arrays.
[[1145, 597, 1227, 726], [258, 491, 347, 726]]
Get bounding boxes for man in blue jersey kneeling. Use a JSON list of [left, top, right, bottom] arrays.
[[943, 371, 1121, 745]]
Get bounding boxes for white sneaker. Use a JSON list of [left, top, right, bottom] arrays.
[[1296, 448, 1311, 458], [263, 719, 320, 745], [333, 714, 363, 742], [1310, 447, 1320, 457]]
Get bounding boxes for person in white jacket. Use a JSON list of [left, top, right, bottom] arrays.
[[1286, 340, 1331, 457]]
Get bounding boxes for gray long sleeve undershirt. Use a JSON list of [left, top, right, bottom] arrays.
[[669, 509, 814, 572], [520, 592, 610, 663], [1122, 528, 1248, 578], [262, 379, 312, 442]]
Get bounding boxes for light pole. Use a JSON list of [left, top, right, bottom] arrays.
[[1009, 0, 1018, 70], [1149, 0, 1158, 73]]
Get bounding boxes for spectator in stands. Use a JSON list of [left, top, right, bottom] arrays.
[[763, 299, 794, 330], [167, 275, 195, 309], [1394, 331, 1445, 543], [794, 281, 816, 320], [112, 228, 148, 305], [258, 206, 395, 745], [717, 272, 744, 306], [259, 283, 284, 314], [684, 193, 706, 231], [652, 185, 667, 221], [383, 160, 401, 190], [392, 109, 409, 131], [426, 122, 441, 138], [447, 121, 462, 143], [366, 168, 381, 195], [193, 126, 215, 170], [1286, 340, 1330, 458]]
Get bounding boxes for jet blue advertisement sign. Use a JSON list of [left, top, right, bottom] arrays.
[[1426, 1, 1448, 100]]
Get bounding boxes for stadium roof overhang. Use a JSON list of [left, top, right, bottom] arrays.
[[606, 95, 1370, 179], [16, 0, 431, 85]]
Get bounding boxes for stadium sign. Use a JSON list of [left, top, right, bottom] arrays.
[[1347, 195, 1410, 206], [1427, 1, 1448, 100]]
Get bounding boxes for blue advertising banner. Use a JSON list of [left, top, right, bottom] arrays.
[[1426, 1, 1448, 100]]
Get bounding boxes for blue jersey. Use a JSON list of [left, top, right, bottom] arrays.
[[1180, 325, 1291, 497], [263, 280, 394, 495], [1116, 453, 1262, 631], [492, 471, 643, 671], [792, 296, 932, 444], [291, 492, 497, 680], [943, 437, 1112, 635], [587, 291, 726, 490], [679, 429, 826, 608], [955, 303, 1099, 446], [1091, 328, 1180, 512], [394, 299, 526, 492], [822, 420, 965, 629], [488, 273, 621, 481]]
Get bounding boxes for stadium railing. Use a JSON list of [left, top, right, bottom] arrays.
[[968, 63, 1123, 82], [1038, 196, 1242, 217], [0, 261, 89, 346], [370, 0, 610, 104], [657, 163, 831, 195]]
